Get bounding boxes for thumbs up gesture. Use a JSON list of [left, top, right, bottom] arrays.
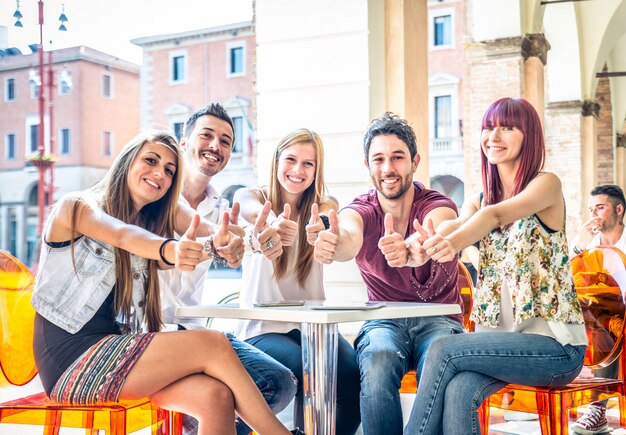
[[254, 201, 283, 260], [305, 203, 325, 246], [313, 209, 340, 264], [271, 203, 298, 246], [422, 219, 456, 263], [212, 212, 244, 268], [405, 218, 431, 267], [175, 214, 205, 271], [378, 213, 409, 268]]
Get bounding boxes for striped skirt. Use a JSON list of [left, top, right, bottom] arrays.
[[50, 333, 155, 405]]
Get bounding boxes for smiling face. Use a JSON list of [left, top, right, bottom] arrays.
[[366, 134, 418, 200], [127, 141, 178, 211], [276, 142, 317, 202], [480, 125, 524, 166], [183, 114, 234, 178]]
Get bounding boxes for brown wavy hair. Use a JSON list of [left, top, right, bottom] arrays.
[[73, 130, 182, 332]]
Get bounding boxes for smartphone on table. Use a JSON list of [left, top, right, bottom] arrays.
[[253, 300, 305, 307]]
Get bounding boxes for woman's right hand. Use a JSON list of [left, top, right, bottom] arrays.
[[254, 201, 283, 260]]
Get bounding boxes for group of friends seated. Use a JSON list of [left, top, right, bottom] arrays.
[[30, 96, 626, 435]]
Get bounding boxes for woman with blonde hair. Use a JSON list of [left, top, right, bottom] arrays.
[[32, 130, 298, 435], [234, 128, 361, 434]]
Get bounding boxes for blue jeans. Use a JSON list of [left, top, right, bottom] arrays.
[[181, 330, 297, 435], [354, 316, 464, 435], [247, 329, 362, 435], [403, 332, 586, 435]]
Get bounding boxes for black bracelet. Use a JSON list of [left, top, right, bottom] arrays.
[[573, 245, 584, 255], [159, 238, 177, 266], [319, 214, 330, 230]]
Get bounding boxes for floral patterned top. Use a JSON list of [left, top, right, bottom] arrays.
[[471, 214, 584, 327]]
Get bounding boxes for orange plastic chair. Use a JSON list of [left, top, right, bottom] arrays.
[[399, 261, 475, 394], [479, 246, 626, 435], [0, 249, 174, 435]]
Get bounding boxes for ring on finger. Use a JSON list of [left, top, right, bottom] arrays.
[[265, 240, 276, 250], [235, 253, 240, 262]]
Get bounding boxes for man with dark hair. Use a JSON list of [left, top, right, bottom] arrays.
[[159, 103, 297, 435], [313, 112, 463, 435], [571, 184, 626, 435]]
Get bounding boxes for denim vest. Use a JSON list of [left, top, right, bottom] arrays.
[[31, 236, 148, 334]]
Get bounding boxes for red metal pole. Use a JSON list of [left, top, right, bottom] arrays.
[[36, 0, 46, 242], [47, 49, 54, 208]]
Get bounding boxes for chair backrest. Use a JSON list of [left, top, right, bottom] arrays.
[[571, 246, 626, 368], [0, 250, 37, 387], [457, 261, 475, 331]]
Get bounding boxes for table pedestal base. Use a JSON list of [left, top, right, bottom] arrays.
[[301, 322, 338, 435]]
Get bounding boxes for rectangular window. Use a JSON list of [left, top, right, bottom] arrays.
[[59, 70, 72, 95], [172, 55, 186, 82], [434, 95, 452, 139], [434, 15, 452, 47], [230, 47, 244, 75], [5, 78, 16, 102], [103, 131, 112, 156], [102, 74, 112, 98], [5, 133, 16, 160], [232, 116, 244, 153], [8, 208, 17, 257], [173, 122, 184, 141], [30, 124, 39, 153], [60, 128, 70, 155]]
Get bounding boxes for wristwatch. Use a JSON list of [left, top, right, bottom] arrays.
[[319, 214, 330, 230]]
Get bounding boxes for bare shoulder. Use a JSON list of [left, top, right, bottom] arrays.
[[233, 186, 265, 203], [532, 171, 562, 189]]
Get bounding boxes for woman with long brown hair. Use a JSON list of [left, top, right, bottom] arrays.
[[32, 130, 298, 435]]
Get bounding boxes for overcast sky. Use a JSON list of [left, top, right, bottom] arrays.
[[1, 0, 253, 64]]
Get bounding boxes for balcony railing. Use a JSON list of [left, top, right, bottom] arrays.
[[429, 137, 463, 155]]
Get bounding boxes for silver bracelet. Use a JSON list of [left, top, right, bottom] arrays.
[[203, 236, 228, 268], [246, 227, 262, 254]]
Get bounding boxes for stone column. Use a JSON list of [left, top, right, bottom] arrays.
[[616, 133, 626, 191], [521, 33, 550, 124], [385, 0, 429, 185], [581, 100, 600, 215]]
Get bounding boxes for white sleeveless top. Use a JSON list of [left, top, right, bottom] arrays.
[[234, 235, 325, 341]]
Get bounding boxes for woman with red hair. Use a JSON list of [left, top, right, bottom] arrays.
[[403, 98, 587, 434]]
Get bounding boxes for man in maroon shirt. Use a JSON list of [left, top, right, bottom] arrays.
[[314, 112, 463, 435]]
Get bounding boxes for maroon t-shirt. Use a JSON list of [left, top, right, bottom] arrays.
[[346, 182, 463, 323]]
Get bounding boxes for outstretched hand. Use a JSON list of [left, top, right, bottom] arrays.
[[421, 220, 457, 263], [305, 203, 325, 246], [272, 203, 298, 246], [176, 214, 204, 271], [405, 218, 432, 267], [213, 212, 244, 267], [254, 201, 283, 260], [378, 213, 409, 268], [313, 209, 339, 264]]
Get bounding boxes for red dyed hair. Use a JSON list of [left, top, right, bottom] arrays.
[[480, 97, 545, 206]]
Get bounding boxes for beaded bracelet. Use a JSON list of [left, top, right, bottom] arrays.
[[159, 238, 177, 266]]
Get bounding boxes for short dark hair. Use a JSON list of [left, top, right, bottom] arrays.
[[363, 112, 417, 160], [591, 184, 626, 212], [184, 103, 234, 141]]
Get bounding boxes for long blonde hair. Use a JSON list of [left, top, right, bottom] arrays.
[[267, 129, 326, 285], [73, 130, 182, 332]]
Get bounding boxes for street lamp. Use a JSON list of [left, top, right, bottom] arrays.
[[12, 0, 68, 260]]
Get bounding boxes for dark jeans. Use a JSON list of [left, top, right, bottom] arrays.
[[247, 328, 362, 435]]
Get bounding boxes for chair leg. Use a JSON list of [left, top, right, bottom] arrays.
[[43, 410, 62, 435], [620, 394, 626, 428], [478, 400, 490, 434]]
